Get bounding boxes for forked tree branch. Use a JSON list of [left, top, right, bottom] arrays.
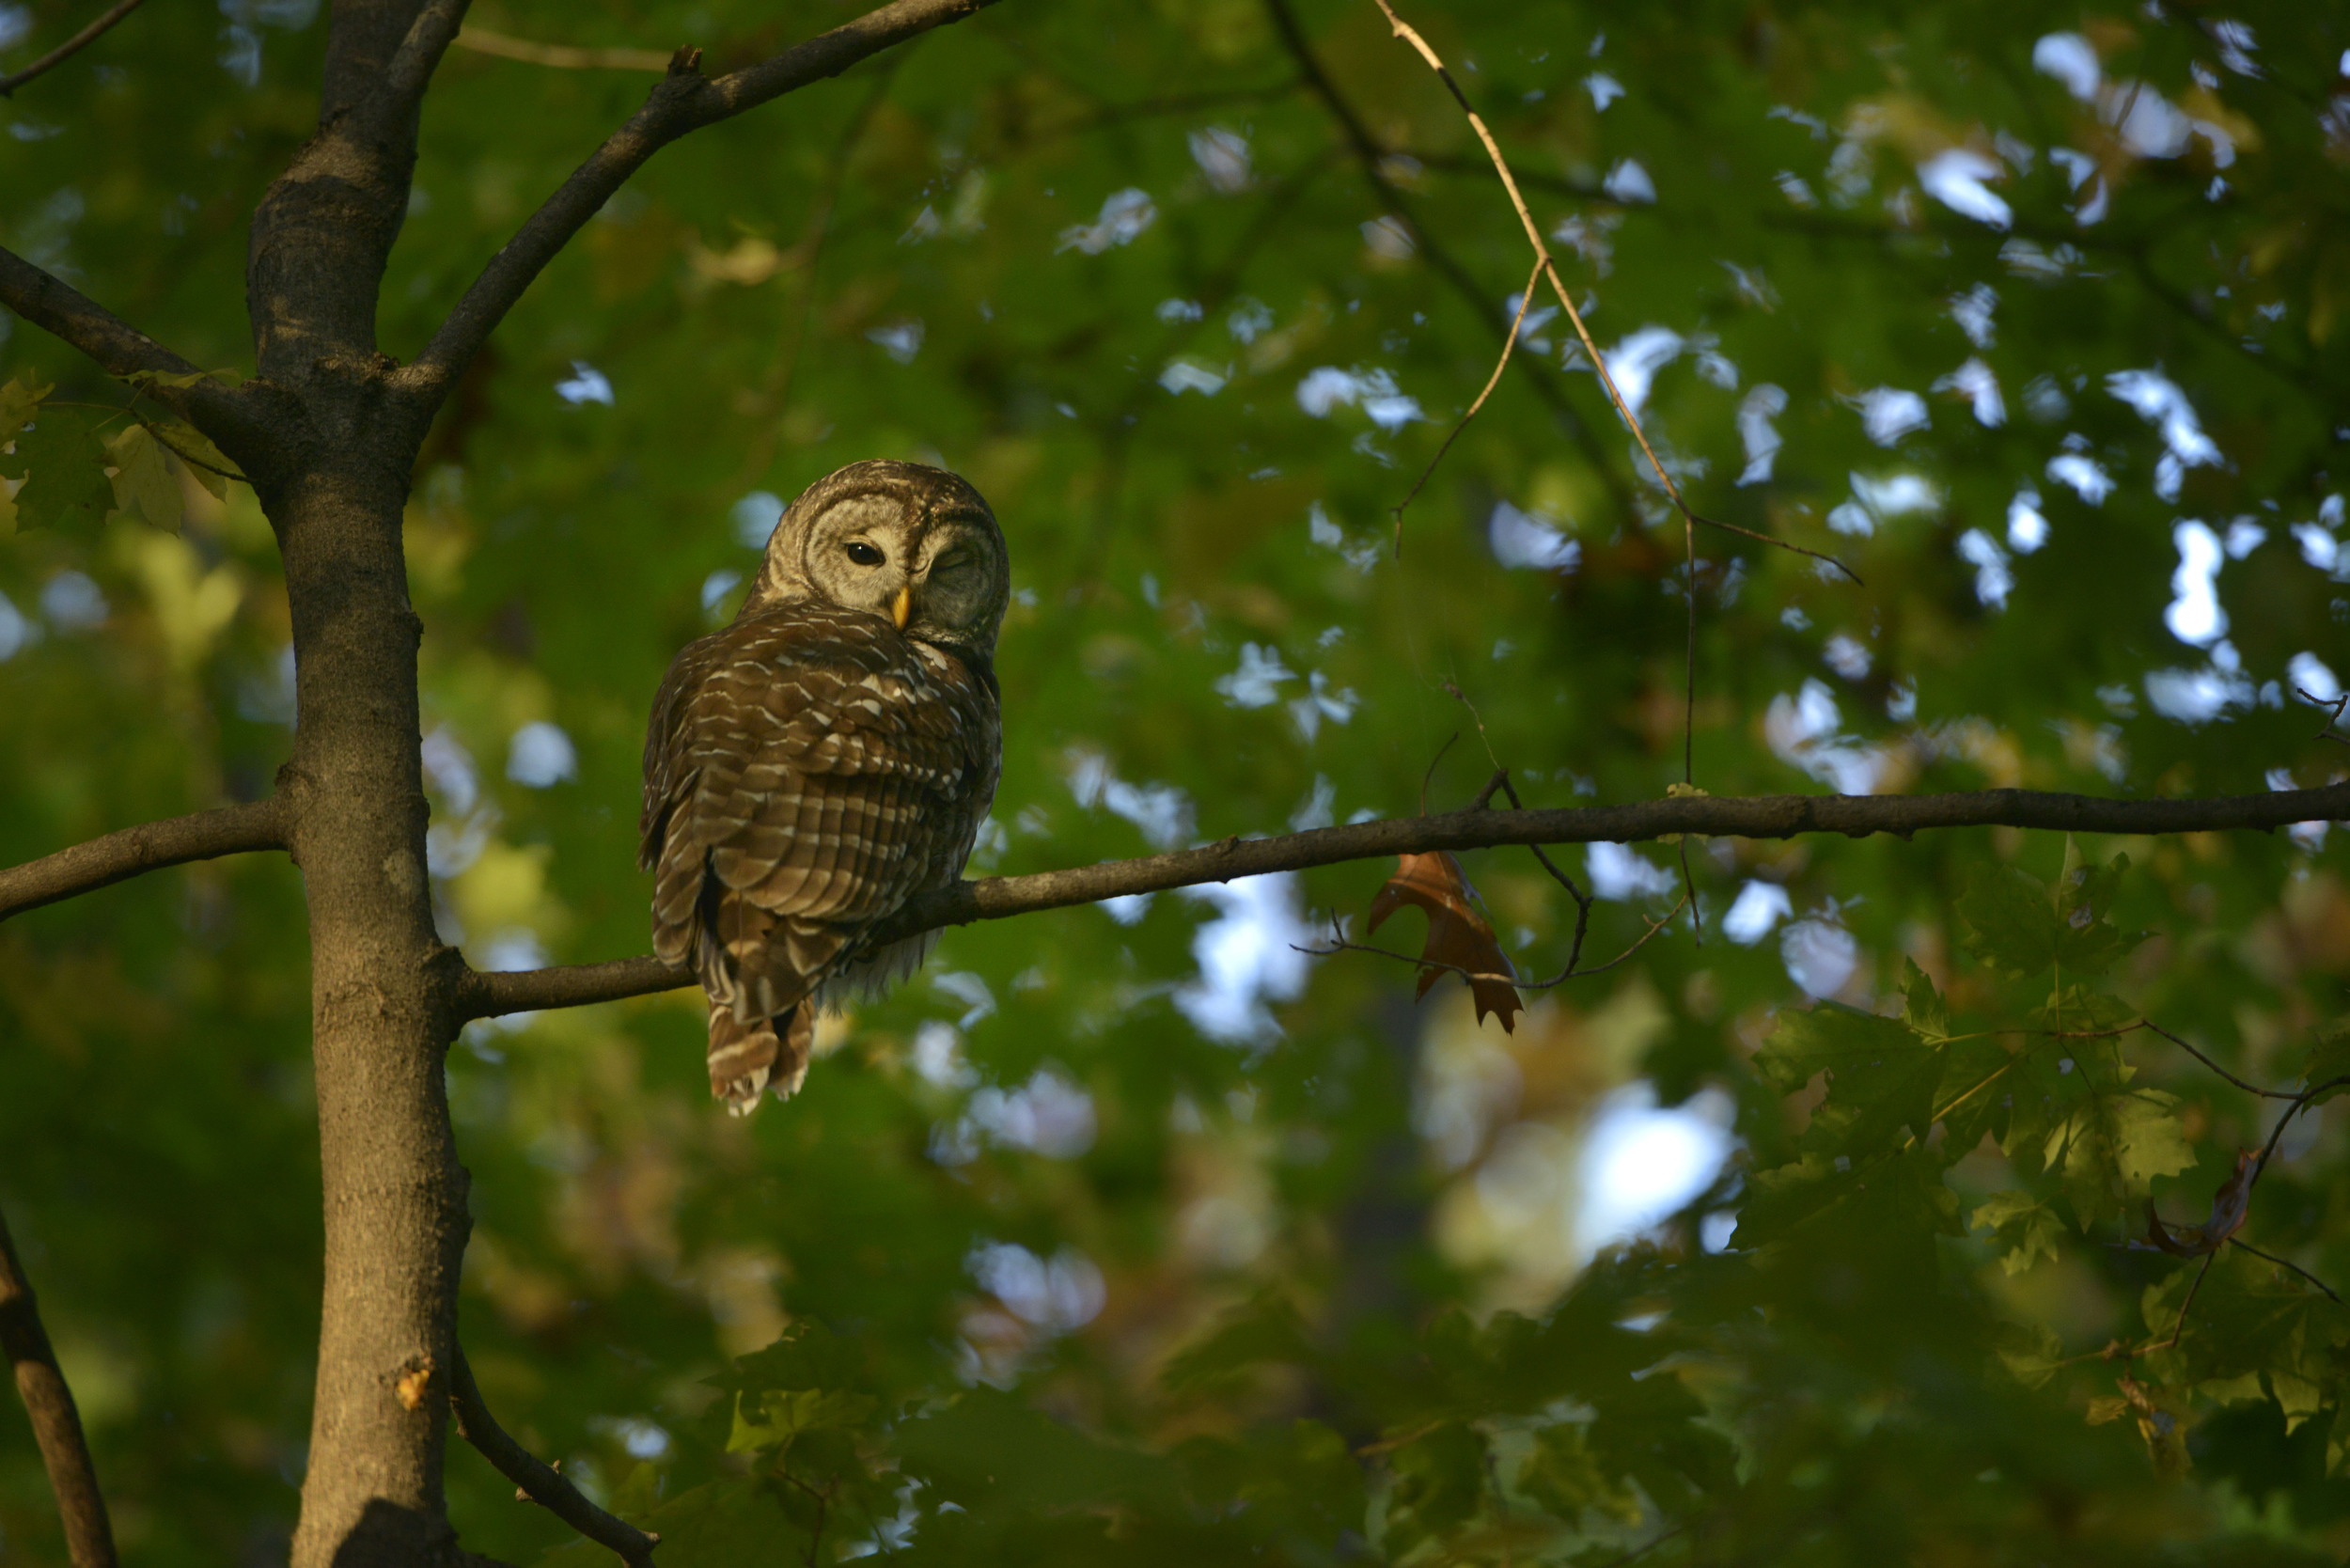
[[399, 0, 1002, 409], [0, 248, 261, 447], [446, 1348, 657, 1567], [0, 798, 288, 923], [458, 780, 2350, 1020], [0, 1206, 118, 1568], [0, 0, 145, 98]]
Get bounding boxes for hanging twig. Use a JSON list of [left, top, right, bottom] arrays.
[[1390, 253, 1545, 549], [1361, 1, 1859, 582], [446, 1346, 660, 1566], [1418, 731, 1459, 815], [0, 1206, 118, 1568], [0, 0, 146, 97]]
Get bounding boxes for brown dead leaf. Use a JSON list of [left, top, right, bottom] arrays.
[[1367, 852, 1522, 1032], [2141, 1148, 2256, 1257]]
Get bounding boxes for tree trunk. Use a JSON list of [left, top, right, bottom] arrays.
[[272, 453, 468, 1568]]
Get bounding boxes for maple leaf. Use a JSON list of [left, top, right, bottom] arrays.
[[1367, 851, 1521, 1031], [2140, 1149, 2257, 1257]]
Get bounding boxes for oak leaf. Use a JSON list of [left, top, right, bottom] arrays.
[[1367, 851, 1520, 1031]]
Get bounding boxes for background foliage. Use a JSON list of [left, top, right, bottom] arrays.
[[3, 0, 2349, 1561]]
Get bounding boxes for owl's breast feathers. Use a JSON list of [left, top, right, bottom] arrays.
[[640, 602, 1001, 1104]]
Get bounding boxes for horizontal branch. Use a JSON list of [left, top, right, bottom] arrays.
[[400, 0, 1001, 409], [447, 1348, 656, 1567], [0, 1205, 118, 1568], [0, 798, 287, 922], [459, 780, 2350, 1019]]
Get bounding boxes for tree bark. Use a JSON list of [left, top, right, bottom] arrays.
[[274, 454, 472, 1568]]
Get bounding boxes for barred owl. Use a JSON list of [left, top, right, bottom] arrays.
[[641, 461, 1008, 1113]]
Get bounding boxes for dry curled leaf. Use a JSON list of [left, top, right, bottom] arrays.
[[2140, 1148, 2256, 1257], [1367, 851, 1521, 1031]]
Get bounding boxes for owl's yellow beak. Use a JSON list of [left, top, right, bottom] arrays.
[[889, 583, 914, 630]]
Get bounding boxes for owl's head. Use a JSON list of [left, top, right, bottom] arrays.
[[745, 460, 1010, 657]]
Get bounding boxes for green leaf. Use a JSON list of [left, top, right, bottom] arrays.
[[1900, 958, 1950, 1041], [1380, 1421, 1486, 1559], [4, 406, 112, 529], [1995, 1320, 2065, 1390], [1958, 856, 2145, 982], [536, 1475, 797, 1568], [2302, 1018, 2350, 1104], [1161, 1290, 1314, 1392], [1585, 1370, 1737, 1514], [2043, 1086, 2197, 1228], [1756, 1005, 1942, 1157], [2052, 846, 2147, 975], [1518, 1422, 1641, 1527], [1970, 1189, 2064, 1275], [141, 417, 239, 495], [896, 1388, 1183, 1514], [1935, 1034, 2020, 1156], [104, 424, 183, 532], [1958, 864, 2064, 978], [2154, 1247, 2350, 1406], [0, 369, 52, 432], [2029, 983, 2138, 1036], [727, 1387, 880, 1453]]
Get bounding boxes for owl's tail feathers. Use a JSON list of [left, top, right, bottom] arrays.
[[707, 1000, 814, 1115]]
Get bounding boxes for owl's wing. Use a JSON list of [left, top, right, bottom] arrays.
[[643, 603, 994, 1022]]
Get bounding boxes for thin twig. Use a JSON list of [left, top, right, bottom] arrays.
[[1262, 0, 1634, 510], [0, 1206, 118, 1568], [2168, 1251, 2218, 1350], [2294, 685, 2350, 746], [2043, 1020, 2301, 1101], [1480, 769, 1601, 972], [452, 26, 673, 71], [447, 1347, 659, 1566], [1364, 0, 1860, 583], [0, 0, 144, 97], [1418, 732, 1458, 815], [1390, 252, 1544, 550], [2227, 1238, 2342, 1302], [2138, 1022, 2301, 1102]]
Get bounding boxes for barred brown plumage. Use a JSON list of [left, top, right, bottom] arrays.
[[640, 462, 1008, 1112]]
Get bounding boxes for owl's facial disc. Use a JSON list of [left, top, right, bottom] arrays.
[[903, 520, 1007, 651], [792, 494, 917, 623]]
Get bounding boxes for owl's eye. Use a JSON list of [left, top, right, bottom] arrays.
[[843, 541, 885, 567]]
